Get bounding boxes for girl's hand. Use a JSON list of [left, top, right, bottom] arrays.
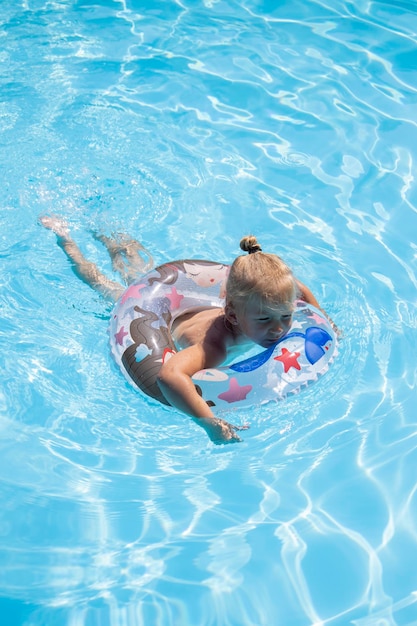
[[196, 417, 249, 444]]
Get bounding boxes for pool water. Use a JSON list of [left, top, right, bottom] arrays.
[[1, 0, 417, 624]]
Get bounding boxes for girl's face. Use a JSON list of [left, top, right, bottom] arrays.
[[229, 298, 294, 348]]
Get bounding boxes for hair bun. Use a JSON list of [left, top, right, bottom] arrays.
[[240, 235, 262, 254]]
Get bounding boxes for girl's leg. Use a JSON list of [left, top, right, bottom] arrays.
[[40, 216, 124, 302], [93, 233, 154, 284]]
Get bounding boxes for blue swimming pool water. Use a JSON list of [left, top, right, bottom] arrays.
[[1, 0, 417, 624]]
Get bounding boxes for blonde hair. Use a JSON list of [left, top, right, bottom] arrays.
[[226, 235, 296, 312]]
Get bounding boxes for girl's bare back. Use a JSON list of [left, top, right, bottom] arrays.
[[171, 307, 225, 350]]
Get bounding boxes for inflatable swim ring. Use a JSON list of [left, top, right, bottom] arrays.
[[109, 260, 337, 413]]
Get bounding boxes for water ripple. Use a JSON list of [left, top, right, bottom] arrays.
[[1, 0, 417, 624]]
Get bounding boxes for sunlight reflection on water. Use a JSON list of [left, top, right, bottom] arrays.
[[1, 0, 417, 624]]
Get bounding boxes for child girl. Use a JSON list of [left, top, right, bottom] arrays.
[[40, 215, 331, 445]]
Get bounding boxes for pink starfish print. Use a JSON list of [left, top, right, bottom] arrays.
[[274, 348, 301, 373], [218, 377, 252, 403], [114, 326, 128, 346], [120, 283, 146, 304], [166, 287, 184, 309]]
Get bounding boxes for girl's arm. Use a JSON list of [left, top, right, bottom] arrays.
[[295, 278, 322, 308], [156, 344, 245, 444], [295, 279, 340, 336]]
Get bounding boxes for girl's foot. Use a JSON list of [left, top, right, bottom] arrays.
[[39, 215, 70, 239]]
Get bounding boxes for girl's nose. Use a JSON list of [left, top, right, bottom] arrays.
[[270, 321, 283, 334]]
